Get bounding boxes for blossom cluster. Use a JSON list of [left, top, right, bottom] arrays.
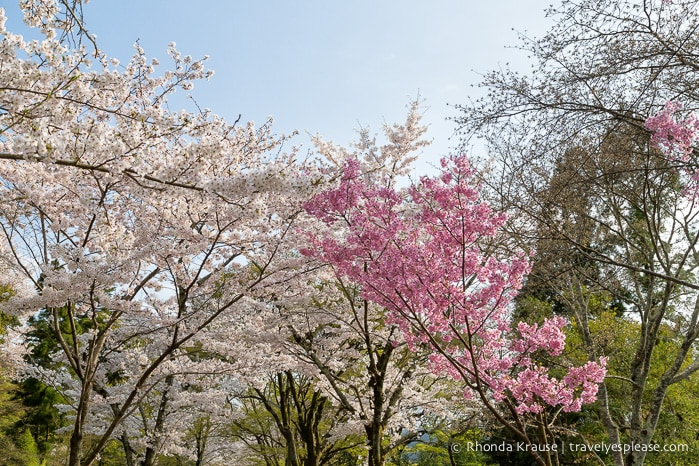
[[645, 101, 699, 160], [645, 101, 699, 197]]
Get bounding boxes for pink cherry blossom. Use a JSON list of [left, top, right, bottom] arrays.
[[645, 101, 699, 197], [303, 154, 607, 416], [645, 101, 699, 160]]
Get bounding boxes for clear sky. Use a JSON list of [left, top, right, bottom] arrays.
[[3, 0, 554, 172]]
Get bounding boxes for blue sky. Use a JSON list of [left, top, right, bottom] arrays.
[[3, 1, 553, 171]]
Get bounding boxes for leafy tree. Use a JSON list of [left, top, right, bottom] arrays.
[[16, 428, 45, 466], [455, 2, 699, 464], [230, 371, 360, 466], [0, 377, 34, 465]]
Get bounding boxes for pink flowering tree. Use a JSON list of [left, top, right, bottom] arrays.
[[302, 154, 607, 466], [260, 106, 470, 466], [645, 101, 699, 197]]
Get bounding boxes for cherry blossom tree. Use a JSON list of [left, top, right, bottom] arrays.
[[280, 107, 474, 466], [302, 153, 607, 466], [285, 278, 454, 466], [0, 3, 316, 465]]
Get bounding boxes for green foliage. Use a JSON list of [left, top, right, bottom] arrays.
[[24, 306, 102, 369], [16, 428, 44, 466], [15, 377, 66, 454], [7, 306, 72, 460], [540, 292, 699, 465], [0, 377, 25, 433], [510, 278, 699, 464], [0, 283, 55, 465], [0, 311, 18, 344], [0, 283, 17, 345], [91, 439, 128, 466], [0, 415, 47, 466], [229, 372, 365, 466], [0, 377, 32, 465], [157, 454, 196, 466]]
